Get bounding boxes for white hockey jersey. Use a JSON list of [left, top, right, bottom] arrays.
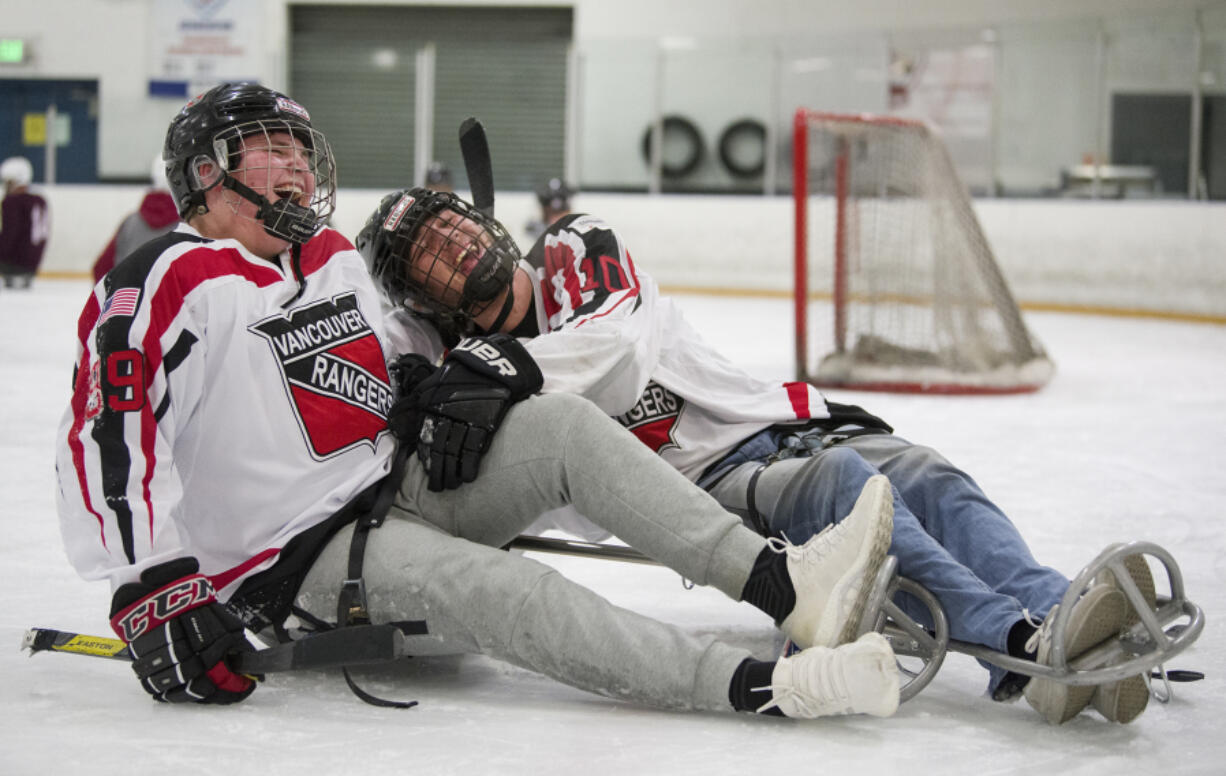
[[382, 214, 834, 542], [520, 214, 830, 481], [56, 224, 396, 599]]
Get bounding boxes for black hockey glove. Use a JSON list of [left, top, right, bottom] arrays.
[[386, 353, 440, 441], [823, 400, 893, 434], [109, 557, 257, 705], [403, 333, 543, 491]]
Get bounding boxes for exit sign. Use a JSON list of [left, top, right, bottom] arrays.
[[0, 39, 25, 64]]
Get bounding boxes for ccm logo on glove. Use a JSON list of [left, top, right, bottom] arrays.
[[108, 557, 257, 704], [110, 574, 215, 641]]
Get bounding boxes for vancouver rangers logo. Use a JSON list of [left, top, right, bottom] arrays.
[[250, 292, 392, 459], [616, 381, 683, 454]]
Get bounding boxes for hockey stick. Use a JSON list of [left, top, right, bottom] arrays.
[[508, 535, 659, 565], [458, 117, 495, 217], [22, 539, 651, 667], [22, 623, 407, 674]]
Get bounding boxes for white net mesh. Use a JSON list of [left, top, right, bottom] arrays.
[[795, 111, 1054, 393]]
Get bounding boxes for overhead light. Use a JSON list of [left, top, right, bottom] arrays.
[[792, 57, 831, 73], [371, 48, 398, 70], [659, 36, 697, 51]]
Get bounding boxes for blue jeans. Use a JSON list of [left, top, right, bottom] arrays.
[[701, 426, 1070, 695]]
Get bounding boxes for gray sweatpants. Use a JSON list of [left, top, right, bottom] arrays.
[[295, 392, 768, 712]]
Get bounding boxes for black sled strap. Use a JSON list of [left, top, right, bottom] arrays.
[[337, 446, 426, 709], [744, 463, 770, 536]]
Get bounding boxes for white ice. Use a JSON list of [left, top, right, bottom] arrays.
[[2, 280, 1223, 775]]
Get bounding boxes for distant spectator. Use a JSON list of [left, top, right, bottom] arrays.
[[0, 156, 50, 290], [525, 177, 574, 243], [424, 160, 454, 193], [92, 156, 180, 283]]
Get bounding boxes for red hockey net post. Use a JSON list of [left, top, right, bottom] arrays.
[[792, 108, 1054, 394], [792, 109, 809, 381]]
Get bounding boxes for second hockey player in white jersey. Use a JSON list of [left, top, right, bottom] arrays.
[[360, 188, 1156, 725]]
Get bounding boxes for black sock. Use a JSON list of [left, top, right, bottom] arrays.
[[992, 618, 1039, 702], [728, 658, 783, 715], [739, 545, 795, 623], [1007, 618, 1038, 659]]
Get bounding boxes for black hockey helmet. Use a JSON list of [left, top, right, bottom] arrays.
[[357, 187, 519, 330], [163, 82, 337, 244], [424, 161, 453, 190], [535, 177, 574, 210]]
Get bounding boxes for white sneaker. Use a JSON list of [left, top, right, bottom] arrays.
[[1091, 548, 1156, 724], [1092, 664, 1151, 724], [1024, 583, 1127, 725], [757, 632, 900, 718], [777, 474, 894, 649]]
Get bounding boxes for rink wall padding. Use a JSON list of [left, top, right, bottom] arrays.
[[35, 186, 1226, 321]]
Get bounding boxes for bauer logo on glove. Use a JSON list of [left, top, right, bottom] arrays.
[[396, 333, 543, 491], [452, 337, 521, 377]]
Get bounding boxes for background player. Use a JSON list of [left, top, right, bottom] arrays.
[[425, 160, 454, 193], [91, 154, 180, 282], [524, 176, 574, 244], [0, 156, 49, 289]]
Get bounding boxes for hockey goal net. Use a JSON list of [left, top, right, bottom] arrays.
[[793, 109, 1054, 394]]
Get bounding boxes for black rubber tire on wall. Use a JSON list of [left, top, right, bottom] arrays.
[[641, 115, 705, 178], [717, 118, 767, 178]]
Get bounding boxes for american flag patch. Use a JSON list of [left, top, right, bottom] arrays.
[[99, 288, 141, 324]]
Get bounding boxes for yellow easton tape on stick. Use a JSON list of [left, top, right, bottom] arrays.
[[60, 635, 128, 658]]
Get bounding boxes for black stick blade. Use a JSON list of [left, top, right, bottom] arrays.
[[459, 117, 495, 217]]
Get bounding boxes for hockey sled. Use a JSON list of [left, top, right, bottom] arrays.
[[509, 537, 1204, 704]]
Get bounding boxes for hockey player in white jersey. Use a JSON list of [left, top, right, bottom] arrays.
[[55, 83, 901, 719], [360, 188, 1156, 725]]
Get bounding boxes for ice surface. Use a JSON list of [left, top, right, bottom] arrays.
[[2, 281, 1222, 774]]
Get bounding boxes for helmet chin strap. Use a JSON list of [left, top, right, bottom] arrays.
[[221, 175, 319, 244], [481, 282, 516, 334], [214, 175, 311, 307]]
